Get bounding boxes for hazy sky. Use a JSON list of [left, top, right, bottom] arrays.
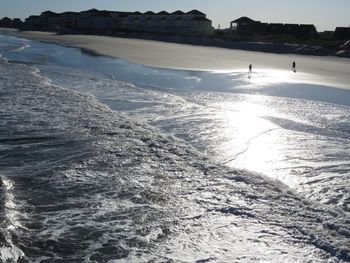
[[1, 0, 349, 31]]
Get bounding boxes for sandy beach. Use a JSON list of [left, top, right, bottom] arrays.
[[7, 30, 350, 89]]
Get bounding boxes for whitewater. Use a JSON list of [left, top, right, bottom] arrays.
[[0, 32, 349, 262]]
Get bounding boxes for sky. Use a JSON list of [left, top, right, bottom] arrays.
[[0, 0, 349, 31]]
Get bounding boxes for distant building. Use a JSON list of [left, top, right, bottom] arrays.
[[320, 31, 334, 38], [191, 17, 212, 34], [156, 11, 170, 32], [230, 17, 257, 33], [38, 11, 60, 29], [11, 18, 23, 27], [0, 17, 12, 27], [268, 23, 284, 34], [60, 12, 79, 29], [108, 11, 132, 30], [115, 9, 212, 34], [297, 24, 318, 38], [230, 16, 318, 38], [78, 8, 100, 30], [284, 24, 299, 35], [22, 9, 213, 34], [92, 11, 113, 30], [334, 27, 350, 40], [25, 15, 41, 27], [40, 11, 57, 25]]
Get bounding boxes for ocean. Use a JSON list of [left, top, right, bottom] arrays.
[[0, 32, 350, 262]]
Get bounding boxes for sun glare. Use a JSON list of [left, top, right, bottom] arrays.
[[215, 99, 298, 187]]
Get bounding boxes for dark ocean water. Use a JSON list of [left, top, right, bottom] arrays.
[[0, 32, 350, 262]]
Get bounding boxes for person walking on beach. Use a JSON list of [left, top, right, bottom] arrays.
[[248, 64, 252, 77], [292, 61, 296, 72]]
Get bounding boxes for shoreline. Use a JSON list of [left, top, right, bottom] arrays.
[[2, 29, 350, 89]]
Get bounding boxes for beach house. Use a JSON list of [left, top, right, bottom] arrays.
[[181, 10, 212, 33], [284, 24, 300, 35], [268, 23, 285, 35], [25, 15, 41, 28], [108, 11, 131, 31], [40, 11, 57, 26], [91, 11, 113, 30], [0, 17, 12, 27], [334, 27, 350, 40], [230, 17, 258, 34], [77, 9, 100, 30], [11, 18, 23, 28], [297, 24, 318, 38], [101, 9, 213, 34], [39, 11, 61, 30], [231, 16, 318, 38]]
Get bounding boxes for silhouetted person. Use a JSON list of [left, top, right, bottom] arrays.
[[292, 61, 296, 72], [248, 64, 252, 77]]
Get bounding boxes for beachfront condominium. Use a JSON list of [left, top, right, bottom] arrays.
[[23, 9, 214, 35]]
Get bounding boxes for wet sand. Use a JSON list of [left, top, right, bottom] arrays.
[[8, 30, 350, 89]]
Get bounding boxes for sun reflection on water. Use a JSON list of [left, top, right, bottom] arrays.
[[213, 68, 318, 89], [247, 69, 299, 85], [213, 99, 300, 188]]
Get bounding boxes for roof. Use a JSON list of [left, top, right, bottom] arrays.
[[60, 12, 79, 15], [172, 10, 185, 15], [82, 8, 100, 14], [157, 11, 169, 15], [187, 10, 205, 15], [41, 11, 58, 16], [335, 27, 350, 31], [232, 17, 256, 23], [134, 11, 142, 15], [144, 11, 155, 15]]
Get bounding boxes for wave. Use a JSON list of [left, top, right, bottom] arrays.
[[9, 43, 30, 52], [1, 43, 350, 262], [0, 175, 25, 262], [266, 116, 350, 139]]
